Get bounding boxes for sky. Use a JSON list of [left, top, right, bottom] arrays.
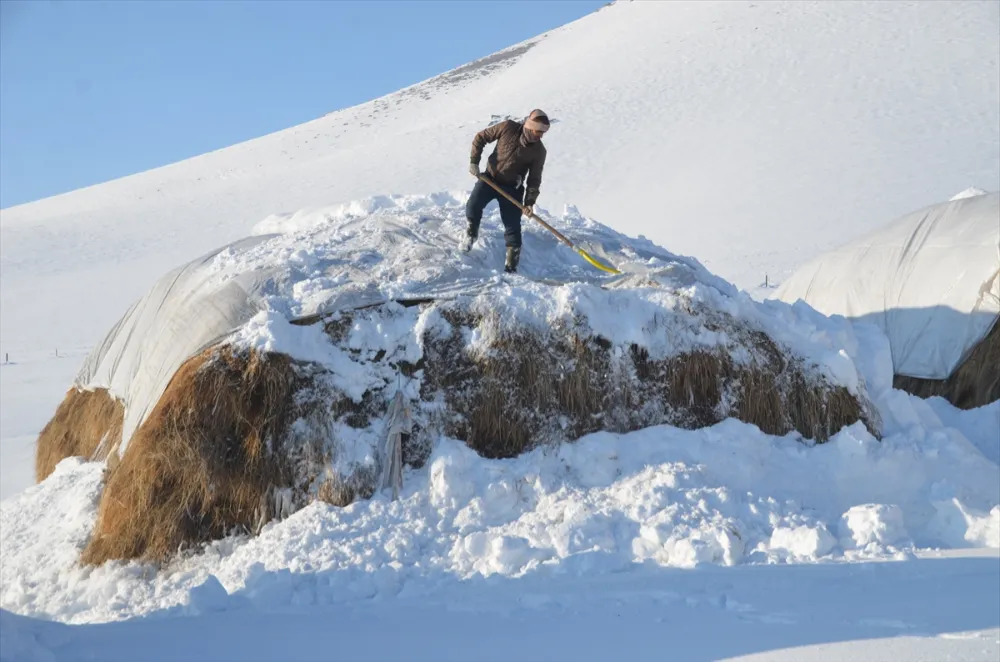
[[0, 0, 607, 209]]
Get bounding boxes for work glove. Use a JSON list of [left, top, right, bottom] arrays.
[[524, 187, 540, 208], [469, 163, 481, 178]]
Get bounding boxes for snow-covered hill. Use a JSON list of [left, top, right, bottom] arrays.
[[2, 0, 997, 353]]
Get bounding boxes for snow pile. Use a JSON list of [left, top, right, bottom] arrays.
[[76, 192, 878, 461], [2, 393, 996, 624]]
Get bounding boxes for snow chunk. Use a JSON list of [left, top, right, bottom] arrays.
[[839, 504, 911, 551], [950, 186, 988, 200], [769, 525, 837, 560]]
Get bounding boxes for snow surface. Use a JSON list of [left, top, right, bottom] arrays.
[[1, 395, 998, 658], [1, 1, 999, 659], [3, 550, 998, 662]]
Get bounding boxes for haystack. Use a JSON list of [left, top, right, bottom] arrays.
[[893, 320, 1000, 409], [36, 195, 880, 565], [773, 190, 1000, 409], [35, 388, 123, 483]]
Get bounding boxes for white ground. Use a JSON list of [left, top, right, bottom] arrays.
[[1, 1, 998, 660]]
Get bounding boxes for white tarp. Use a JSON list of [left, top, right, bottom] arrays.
[[773, 191, 1000, 380], [75, 234, 282, 453]]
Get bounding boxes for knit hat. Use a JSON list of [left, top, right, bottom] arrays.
[[524, 109, 550, 133]]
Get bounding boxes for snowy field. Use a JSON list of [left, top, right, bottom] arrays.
[[1, 1, 998, 660]]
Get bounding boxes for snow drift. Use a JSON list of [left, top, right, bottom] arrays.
[[38, 194, 880, 563], [4, 396, 998, 625], [773, 191, 1000, 408]]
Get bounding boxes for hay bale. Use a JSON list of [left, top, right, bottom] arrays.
[[414, 304, 876, 460], [35, 387, 123, 482], [66, 295, 876, 566], [893, 319, 1000, 409], [81, 347, 368, 566]]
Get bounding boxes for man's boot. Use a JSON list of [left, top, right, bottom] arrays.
[[460, 231, 476, 253], [504, 246, 521, 273]]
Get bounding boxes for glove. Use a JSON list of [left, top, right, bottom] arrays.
[[524, 187, 540, 208], [469, 163, 480, 178]]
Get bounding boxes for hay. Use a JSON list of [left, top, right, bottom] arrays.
[[416, 304, 876, 460], [35, 387, 124, 482], [893, 319, 1000, 409], [82, 348, 324, 565]]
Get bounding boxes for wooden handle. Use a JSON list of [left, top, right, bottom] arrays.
[[477, 175, 575, 248], [475, 174, 621, 274]]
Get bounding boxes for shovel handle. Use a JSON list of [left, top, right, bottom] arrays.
[[476, 175, 575, 248], [475, 174, 621, 274]]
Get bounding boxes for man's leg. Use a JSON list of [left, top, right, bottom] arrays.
[[464, 179, 496, 250], [497, 185, 524, 272]]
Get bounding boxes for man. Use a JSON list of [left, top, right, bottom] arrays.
[[464, 109, 550, 273]]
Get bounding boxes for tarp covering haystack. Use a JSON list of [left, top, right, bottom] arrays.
[[36, 194, 881, 565], [773, 190, 1000, 409]]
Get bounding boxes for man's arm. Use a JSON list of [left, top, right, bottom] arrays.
[[524, 147, 546, 207], [470, 122, 507, 165]]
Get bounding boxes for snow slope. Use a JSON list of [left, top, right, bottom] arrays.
[[2, 0, 997, 353]]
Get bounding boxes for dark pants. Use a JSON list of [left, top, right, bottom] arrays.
[[466, 178, 524, 248]]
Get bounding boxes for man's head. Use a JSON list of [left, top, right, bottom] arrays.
[[523, 109, 550, 143]]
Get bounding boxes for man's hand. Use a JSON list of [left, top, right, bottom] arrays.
[[469, 163, 480, 178], [522, 205, 534, 216]]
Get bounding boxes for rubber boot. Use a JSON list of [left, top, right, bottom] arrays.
[[504, 246, 521, 273], [460, 232, 476, 253]]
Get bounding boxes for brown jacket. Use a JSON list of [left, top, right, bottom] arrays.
[[470, 120, 546, 204]]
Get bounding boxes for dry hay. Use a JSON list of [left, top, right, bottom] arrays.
[[893, 319, 1000, 409], [413, 305, 878, 461], [35, 387, 124, 482], [66, 295, 876, 566], [81, 347, 371, 566]]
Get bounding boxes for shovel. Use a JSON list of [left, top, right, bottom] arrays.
[[476, 175, 621, 274]]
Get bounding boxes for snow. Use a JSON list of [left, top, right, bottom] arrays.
[[1, 401, 998, 659], [1, 0, 999, 659], [3, 554, 998, 662], [952, 187, 990, 201], [3, 0, 997, 354], [0, 350, 86, 500], [2, 406, 997, 623]]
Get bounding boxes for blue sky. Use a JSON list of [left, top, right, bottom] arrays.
[[0, 0, 606, 208]]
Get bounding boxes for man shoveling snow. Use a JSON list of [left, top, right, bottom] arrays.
[[464, 109, 550, 273]]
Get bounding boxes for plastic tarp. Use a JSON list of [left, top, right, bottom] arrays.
[[75, 235, 282, 455], [773, 191, 1000, 380]]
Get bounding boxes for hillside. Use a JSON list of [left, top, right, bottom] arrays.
[[2, 0, 997, 353]]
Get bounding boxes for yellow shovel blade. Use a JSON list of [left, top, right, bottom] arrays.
[[576, 248, 621, 274]]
